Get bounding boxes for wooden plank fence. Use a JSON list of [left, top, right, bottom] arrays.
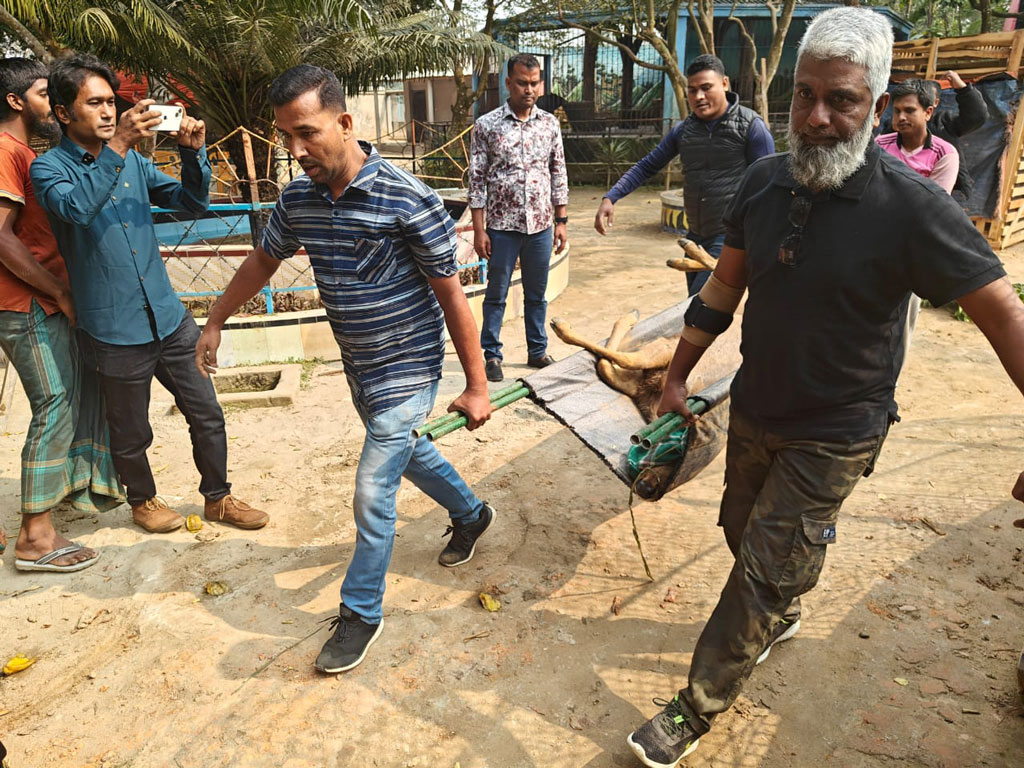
[[894, 31, 1024, 248]]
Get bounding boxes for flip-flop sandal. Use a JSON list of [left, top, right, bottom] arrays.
[[14, 542, 100, 573]]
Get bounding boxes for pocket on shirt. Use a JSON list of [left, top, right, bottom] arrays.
[[353, 236, 398, 285]]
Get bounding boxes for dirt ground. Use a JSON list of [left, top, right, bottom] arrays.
[[2, 186, 1023, 768]]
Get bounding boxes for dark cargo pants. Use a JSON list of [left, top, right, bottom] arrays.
[[679, 407, 884, 733]]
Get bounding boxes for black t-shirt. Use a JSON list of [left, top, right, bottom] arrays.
[[722, 141, 1005, 440]]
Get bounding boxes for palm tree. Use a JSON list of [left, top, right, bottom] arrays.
[[2, 0, 508, 193], [0, 0, 188, 63]]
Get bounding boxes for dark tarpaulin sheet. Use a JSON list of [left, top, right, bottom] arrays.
[[523, 300, 736, 493], [958, 77, 1020, 217]]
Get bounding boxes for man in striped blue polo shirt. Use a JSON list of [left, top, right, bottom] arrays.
[[195, 65, 496, 674]]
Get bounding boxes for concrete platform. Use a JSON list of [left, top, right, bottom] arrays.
[[167, 364, 301, 414]]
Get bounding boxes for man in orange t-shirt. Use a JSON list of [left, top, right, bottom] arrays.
[[0, 58, 121, 573]]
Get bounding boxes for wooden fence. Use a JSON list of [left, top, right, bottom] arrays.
[[894, 31, 1024, 249]]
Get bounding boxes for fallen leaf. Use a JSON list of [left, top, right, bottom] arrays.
[[205, 581, 228, 596], [894, 677, 909, 686], [610, 596, 623, 616], [185, 514, 203, 532], [2, 655, 35, 676], [478, 593, 501, 612]]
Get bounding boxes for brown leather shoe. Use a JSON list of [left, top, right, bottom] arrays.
[[131, 497, 185, 533], [204, 495, 269, 530]]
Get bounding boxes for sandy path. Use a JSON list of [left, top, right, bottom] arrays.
[[1, 187, 1022, 767]]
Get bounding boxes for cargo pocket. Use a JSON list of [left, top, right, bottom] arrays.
[[777, 513, 837, 598], [354, 236, 398, 285]]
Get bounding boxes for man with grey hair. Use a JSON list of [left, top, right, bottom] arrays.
[[626, 8, 1024, 766]]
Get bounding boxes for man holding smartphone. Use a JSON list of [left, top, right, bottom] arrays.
[[31, 53, 268, 534]]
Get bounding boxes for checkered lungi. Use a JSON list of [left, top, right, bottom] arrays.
[[0, 301, 122, 514]]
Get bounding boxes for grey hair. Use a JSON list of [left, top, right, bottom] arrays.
[[797, 7, 893, 101]]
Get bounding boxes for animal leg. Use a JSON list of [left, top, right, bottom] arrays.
[[550, 317, 674, 370]]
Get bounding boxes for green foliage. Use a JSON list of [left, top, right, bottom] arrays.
[[0, 0, 190, 61], [1, 1, 509, 141]]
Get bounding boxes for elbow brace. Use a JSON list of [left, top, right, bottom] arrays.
[[681, 274, 744, 348]]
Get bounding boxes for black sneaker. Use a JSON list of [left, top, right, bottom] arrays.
[[527, 353, 556, 368], [485, 358, 503, 382], [755, 616, 801, 665], [626, 694, 701, 767], [313, 604, 383, 673], [438, 503, 496, 567]]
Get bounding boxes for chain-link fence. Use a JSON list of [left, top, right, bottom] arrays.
[[154, 124, 487, 318], [152, 127, 319, 316]]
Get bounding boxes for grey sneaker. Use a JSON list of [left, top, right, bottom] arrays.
[[626, 694, 701, 767], [438, 503, 495, 567], [314, 604, 383, 673], [756, 617, 801, 665]]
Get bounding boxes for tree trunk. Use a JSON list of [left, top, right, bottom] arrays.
[[449, 0, 496, 133], [0, 7, 54, 63], [582, 30, 598, 120], [619, 42, 635, 112]]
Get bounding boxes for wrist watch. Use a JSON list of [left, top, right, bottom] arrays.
[[554, 216, 568, 224]]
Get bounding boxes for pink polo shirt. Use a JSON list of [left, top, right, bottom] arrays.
[[875, 131, 959, 194]]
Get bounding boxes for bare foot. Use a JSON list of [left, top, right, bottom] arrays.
[[15, 528, 97, 567]]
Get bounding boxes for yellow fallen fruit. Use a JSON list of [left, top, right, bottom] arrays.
[[185, 514, 203, 532], [478, 593, 501, 612], [3, 655, 35, 676], [205, 581, 228, 596]]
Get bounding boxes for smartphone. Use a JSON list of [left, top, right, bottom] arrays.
[[150, 104, 184, 132]]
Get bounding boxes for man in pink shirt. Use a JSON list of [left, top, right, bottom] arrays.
[[876, 79, 958, 193], [877, 79, 959, 372]]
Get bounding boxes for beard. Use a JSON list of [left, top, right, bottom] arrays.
[[29, 111, 62, 143], [786, 112, 875, 192]]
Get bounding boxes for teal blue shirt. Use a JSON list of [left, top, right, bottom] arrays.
[[30, 136, 210, 345]]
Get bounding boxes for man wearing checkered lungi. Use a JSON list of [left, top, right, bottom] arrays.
[[0, 58, 122, 572]]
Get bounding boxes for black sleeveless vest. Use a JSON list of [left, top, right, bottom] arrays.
[[676, 92, 760, 238]]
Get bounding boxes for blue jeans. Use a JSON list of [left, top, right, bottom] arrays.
[[686, 232, 725, 296], [480, 227, 554, 362], [342, 379, 483, 623]]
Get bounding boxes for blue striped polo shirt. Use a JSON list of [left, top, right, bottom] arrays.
[[262, 142, 458, 416]]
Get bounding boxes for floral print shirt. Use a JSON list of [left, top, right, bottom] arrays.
[[468, 102, 569, 234]]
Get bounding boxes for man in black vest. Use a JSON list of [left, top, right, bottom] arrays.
[[594, 55, 774, 295]]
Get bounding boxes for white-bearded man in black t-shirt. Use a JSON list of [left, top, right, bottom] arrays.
[[625, 8, 1024, 768]]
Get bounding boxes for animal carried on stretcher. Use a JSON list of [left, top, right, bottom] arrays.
[[549, 240, 742, 500]]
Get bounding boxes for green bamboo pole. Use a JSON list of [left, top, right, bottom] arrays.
[[630, 411, 678, 445], [639, 398, 708, 450], [426, 387, 530, 441], [414, 382, 527, 437]]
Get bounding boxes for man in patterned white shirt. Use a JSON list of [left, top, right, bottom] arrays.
[[469, 53, 569, 382]]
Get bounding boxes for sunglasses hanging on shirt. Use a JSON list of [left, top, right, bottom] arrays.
[[778, 194, 813, 267]]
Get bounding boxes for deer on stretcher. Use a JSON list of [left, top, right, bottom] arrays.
[[549, 238, 741, 422]]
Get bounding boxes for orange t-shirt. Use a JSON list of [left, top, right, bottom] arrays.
[[0, 132, 69, 314]]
